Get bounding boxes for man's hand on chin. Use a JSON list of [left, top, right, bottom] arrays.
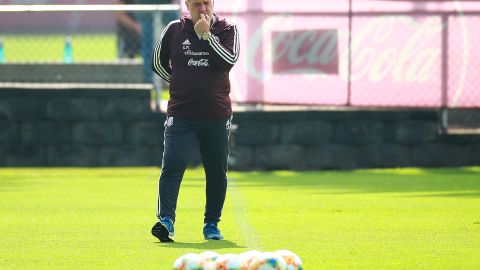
[[194, 13, 211, 37]]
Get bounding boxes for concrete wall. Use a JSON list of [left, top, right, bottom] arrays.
[[230, 111, 480, 170], [0, 63, 144, 84], [1, 87, 479, 169], [0, 87, 164, 166]]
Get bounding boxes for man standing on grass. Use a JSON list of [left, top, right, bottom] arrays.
[[150, 0, 240, 242]]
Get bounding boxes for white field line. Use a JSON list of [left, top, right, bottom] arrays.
[[228, 178, 262, 250]]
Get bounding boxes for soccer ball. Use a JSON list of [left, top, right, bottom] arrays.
[[275, 250, 303, 270], [214, 254, 243, 270], [173, 253, 204, 270], [202, 261, 216, 270], [200, 251, 220, 262], [238, 250, 261, 270], [249, 252, 287, 270]]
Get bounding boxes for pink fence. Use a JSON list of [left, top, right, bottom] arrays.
[[0, 0, 479, 108], [205, 0, 480, 108], [0, 0, 116, 32]]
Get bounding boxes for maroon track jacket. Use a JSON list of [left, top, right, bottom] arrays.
[[152, 14, 240, 119]]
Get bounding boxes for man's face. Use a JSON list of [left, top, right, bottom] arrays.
[[185, 0, 214, 23]]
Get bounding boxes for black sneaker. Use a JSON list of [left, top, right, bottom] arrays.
[[151, 217, 174, 242], [203, 223, 223, 240]]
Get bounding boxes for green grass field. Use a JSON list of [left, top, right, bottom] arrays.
[[1, 167, 479, 269], [2, 34, 119, 62], [2, 34, 172, 100]]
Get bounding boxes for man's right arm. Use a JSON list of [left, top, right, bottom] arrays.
[[114, 0, 141, 34], [152, 22, 175, 83]]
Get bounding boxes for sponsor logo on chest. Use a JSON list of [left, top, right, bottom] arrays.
[[188, 58, 210, 67], [181, 37, 210, 67], [182, 39, 191, 50], [185, 50, 210, 56]]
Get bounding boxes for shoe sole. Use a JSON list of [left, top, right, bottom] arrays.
[[204, 235, 223, 240], [152, 224, 174, 243]]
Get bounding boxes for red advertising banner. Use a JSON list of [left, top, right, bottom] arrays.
[[271, 30, 339, 75]]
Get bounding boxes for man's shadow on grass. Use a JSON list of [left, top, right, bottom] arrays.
[[154, 240, 246, 249]]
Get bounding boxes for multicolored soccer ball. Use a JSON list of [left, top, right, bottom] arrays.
[[173, 250, 301, 270], [214, 254, 243, 270], [202, 261, 216, 270], [249, 252, 287, 270], [200, 251, 220, 263], [172, 253, 204, 270], [238, 250, 261, 270], [275, 250, 303, 270]]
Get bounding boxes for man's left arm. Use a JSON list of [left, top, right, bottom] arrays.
[[206, 25, 240, 71]]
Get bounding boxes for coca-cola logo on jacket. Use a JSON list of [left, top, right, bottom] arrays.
[[188, 58, 210, 67], [271, 30, 339, 74]]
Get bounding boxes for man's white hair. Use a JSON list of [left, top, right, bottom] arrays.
[[187, 0, 214, 3]]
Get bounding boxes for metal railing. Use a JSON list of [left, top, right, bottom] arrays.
[[0, 4, 180, 111]]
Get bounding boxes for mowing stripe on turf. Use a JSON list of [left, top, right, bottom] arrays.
[[229, 178, 262, 249]]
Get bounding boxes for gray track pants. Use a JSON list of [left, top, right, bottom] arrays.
[[157, 116, 232, 224]]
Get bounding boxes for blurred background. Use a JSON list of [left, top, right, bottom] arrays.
[[1, 0, 479, 129], [0, 0, 479, 168]]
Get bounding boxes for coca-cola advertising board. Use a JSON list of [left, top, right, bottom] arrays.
[[271, 30, 339, 75], [1, 0, 478, 108], [212, 0, 480, 108], [350, 16, 443, 107]]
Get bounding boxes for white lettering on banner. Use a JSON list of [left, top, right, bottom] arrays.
[[247, 16, 288, 80], [341, 16, 442, 83], [247, 15, 443, 84], [271, 30, 338, 74], [188, 58, 210, 67]]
